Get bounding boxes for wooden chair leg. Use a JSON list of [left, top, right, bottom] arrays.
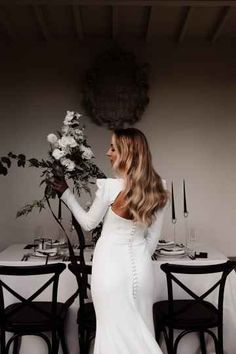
[[12, 335, 21, 354], [199, 332, 207, 354], [217, 325, 224, 354], [0, 329, 6, 354], [58, 327, 69, 354], [5, 334, 22, 354], [153, 315, 163, 343], [168, 328, 174, 354], [161, 327, 172, 354], [51, 331, 59, 354], [85, 331, 95, 354], [79, 326, 86, 354]]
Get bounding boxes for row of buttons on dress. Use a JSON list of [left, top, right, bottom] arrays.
[[128, 223, 138, 299]]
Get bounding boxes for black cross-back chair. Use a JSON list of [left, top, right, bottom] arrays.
[[153, 260, 235, 354], [69, 215, 96, 354], [68, 262, 95, 354], [0, 262, 76, 354]]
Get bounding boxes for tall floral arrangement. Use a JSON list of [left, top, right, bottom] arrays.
[[0, 111, 106, 217]]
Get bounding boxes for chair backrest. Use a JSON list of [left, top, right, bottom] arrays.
[[160, 260, 235, 320], [0, 263, 66, 325], [68, 263, 92, 313]]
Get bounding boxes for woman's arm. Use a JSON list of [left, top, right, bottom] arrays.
[[61, 184, 110, 231], [145, 207, 166, 255], [60, 179, 110, 231]]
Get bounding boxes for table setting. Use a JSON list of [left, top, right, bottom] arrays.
[[1, 241, 94, 265], [153, 240, 187, 259]]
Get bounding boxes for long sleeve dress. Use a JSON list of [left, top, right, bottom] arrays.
[[61, 178, 166, 354]]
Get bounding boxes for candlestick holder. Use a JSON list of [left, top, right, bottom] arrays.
[[172, 219, 177, 244], [184, 215, 189, 248]]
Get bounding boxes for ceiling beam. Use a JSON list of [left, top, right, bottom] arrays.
[[0, 7, 15, 41], [145, 6, 153, 42], [209, 6, 231, 43], [32, 5, 52, 40], [72, 4, 84, 40], [111, 6, 118, 39], [2, 1, 236, 7], [176, 6, 192, 43]]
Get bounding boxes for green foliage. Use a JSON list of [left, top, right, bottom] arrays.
[[16, 198, 46, 218]]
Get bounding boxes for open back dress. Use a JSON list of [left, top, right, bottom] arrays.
[[61, 178, 166, 354]]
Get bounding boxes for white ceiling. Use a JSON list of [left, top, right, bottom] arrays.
[[0, 1, 236, 44]]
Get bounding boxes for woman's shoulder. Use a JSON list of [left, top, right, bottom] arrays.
[[161, 178, 167, 189], [96, 178, 124, 203], [96, 177, 123, 188]]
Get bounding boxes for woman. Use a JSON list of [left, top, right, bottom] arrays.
[[52, 128, 168, 354]]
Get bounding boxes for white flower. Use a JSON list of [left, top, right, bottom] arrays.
[[47, 133, 58, 145], [60, 158, 75, 171], [63, 111, 75, 125], [52, 148, 66, 160], [80, 145, 94, 160], [74, 128, 84, 142], [74, 112, 82, 119], [61, 126, 70, 134], [74, 128, 83, 136], [58, 136, 77, 148]]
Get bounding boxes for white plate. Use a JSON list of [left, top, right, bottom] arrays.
[[157, 253, 187, 259], [31, 252, 62, 259], [50, 240, 67, 246], [157, 240, 175, 246], [38, 247, 58, 254], [159, 249, 186, 256]]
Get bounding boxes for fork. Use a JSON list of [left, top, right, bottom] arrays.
[[21, 254, 30, 261], [188, 253, 196, 260]]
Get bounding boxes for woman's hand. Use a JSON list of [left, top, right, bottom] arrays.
[[50, 177, 68, 196]]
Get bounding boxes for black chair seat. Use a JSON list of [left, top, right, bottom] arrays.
[[78, 302, 96, 329], [153, 300, 218, 330], [4, 302, 68, 332]]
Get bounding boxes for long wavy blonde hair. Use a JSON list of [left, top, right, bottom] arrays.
[[112, 128, 168, 226]]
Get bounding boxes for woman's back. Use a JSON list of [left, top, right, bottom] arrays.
[[91, 178, 165, 354]]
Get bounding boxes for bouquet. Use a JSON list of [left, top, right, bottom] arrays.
[[0, 110, 106, 218]]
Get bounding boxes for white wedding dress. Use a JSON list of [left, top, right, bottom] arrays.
[[61, 178, 166, 354]]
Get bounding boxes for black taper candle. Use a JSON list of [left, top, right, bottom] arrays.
[[183, 179, 188, 217], [58, 199, 62, 221], [171, 182, 176, 223]]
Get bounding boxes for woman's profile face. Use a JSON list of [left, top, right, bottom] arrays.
[[106, 134, 118, 168]]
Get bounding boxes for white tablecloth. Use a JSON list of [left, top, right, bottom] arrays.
[[0, 243, 235, 354]]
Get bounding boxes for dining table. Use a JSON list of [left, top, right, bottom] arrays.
[[0, 242, 235, 354]]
